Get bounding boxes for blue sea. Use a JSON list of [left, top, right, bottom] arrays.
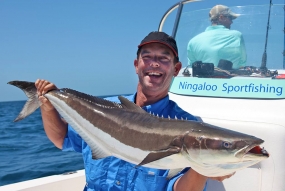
[[0, 100, 85, 186]]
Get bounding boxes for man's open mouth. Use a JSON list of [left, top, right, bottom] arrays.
[[146, 72, 163, 77]]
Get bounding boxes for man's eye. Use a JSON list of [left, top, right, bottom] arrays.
[[142, 56, 151, 59], [160, 57, 170, 62]]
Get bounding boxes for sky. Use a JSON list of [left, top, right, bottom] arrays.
[[0, 0, 278, 102]]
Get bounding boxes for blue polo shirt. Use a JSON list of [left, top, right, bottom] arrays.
[[187, 25, 247, 69], [62, 93, 202, 191]]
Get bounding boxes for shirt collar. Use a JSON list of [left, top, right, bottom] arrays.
[[206, 25, 227, 31], [130, 93, 169, 114]]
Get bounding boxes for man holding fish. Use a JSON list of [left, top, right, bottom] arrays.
[[33, 32, 235, 190]]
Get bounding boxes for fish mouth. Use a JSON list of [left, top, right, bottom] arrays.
[[236, 143, 269, 160]]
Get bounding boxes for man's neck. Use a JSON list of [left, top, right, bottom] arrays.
[[135, 85, 168, 107]]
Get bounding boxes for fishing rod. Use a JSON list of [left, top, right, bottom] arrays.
[[260, 0, 273, 73]]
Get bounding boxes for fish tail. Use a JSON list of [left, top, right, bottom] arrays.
[[7, 81, 41, 122]]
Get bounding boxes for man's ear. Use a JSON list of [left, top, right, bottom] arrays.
[[174, 62, 182, 76], [134, 59, 139, 74]]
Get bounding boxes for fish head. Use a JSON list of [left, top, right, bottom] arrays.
[[183, 124, 269, 165]]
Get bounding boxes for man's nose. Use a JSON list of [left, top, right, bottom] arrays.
[[149, 58, 160, 67]]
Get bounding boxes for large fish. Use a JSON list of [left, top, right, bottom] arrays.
[[8, 80, 269, 177]]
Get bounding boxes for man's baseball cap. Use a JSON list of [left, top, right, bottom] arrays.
[[138, 31, 179, 58], [209, 5, 240, 21]]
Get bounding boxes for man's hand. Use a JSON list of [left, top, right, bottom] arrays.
[[35, 79, 58, 111]]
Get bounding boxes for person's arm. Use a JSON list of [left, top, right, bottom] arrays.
[[173, 169, 207, 191], [239, 35, 247, 67], [169, 168, 234, 191], [35, 79, 68, 149], [187, 41, 196, 66]]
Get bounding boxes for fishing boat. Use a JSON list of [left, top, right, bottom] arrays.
[[1, 0, 285, 190], [166, 0, 285, 190]]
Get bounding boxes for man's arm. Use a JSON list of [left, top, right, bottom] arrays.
[[35, 79, 68, 149], [239, 35, 247, 67], [173, 168, 234, 191], [187, 42, 196, 66], [173, 169, 207, 191]]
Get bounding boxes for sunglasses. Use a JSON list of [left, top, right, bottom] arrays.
[[224, 15, 234, 20]]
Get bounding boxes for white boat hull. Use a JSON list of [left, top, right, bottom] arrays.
[[0, 170, 85, 191], [169, 92, 285, 191]]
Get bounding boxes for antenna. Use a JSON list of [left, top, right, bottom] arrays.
[[283, 2, 285, 69], [260, 0, 273, 74]]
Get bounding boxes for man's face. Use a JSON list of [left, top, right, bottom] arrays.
[[134, 43, 181, 96]]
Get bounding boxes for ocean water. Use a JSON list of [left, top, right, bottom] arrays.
[[0, 100, 84, 186]]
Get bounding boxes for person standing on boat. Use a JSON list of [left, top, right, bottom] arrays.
[[187, 5, 247, 69], [35, 31, 233, 191]]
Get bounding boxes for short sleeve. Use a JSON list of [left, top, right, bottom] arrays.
[[62, 125, 83, 153], [187, 41, 196, 66]]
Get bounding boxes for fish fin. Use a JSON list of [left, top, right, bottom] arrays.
[[137, 146, 181, 166], [62, 88, 123, 108], [8, 81, 41, 122], [138, 134, 184, 166], [118, 96, 146, 113], [166, 168, 184, 179]]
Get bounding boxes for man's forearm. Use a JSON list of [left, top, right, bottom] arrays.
[[41, 107, 68, 149], [173, 169, 207, 191]]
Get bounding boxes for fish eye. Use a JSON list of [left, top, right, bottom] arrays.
[[223, 141, 232, 149]]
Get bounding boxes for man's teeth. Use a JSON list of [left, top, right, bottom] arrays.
[[148, 72, 161, 76]]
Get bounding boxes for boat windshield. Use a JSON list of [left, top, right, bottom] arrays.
[[160, 0, 285, 99], [160, 0, 285, 77]]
